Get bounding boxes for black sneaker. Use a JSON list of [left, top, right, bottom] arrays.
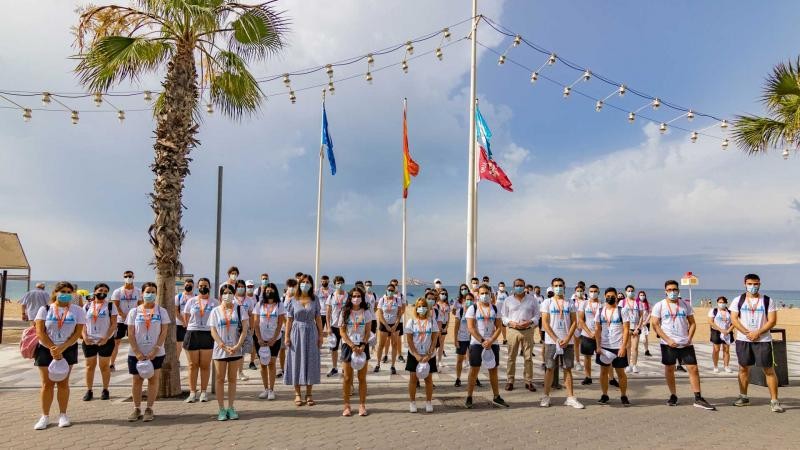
[[109, 364, 115, 372], [609, 378, 619, 388], [581, 377, 592, 385], [667, 394, 678, 406], [676, 365, 687, 372], [621, 396, 631, 407], [248, 361, 257, 370], [645, 350, 652, 357], [276, 369, 283, 378], [82, 390, 93, 401], [373, 364, 380, 373], [492, 396, 510, 408], [398, 355, 405, 363], [416, 380, 421, 388], [476, 379, 483, 387], [101, 389, 110, 400], [597, 394, 609, 405], [382, 356, 388, 363], [327, 368, 338, 377], [454, 378, 461, 387], [693, 397, 716, 411], [465, 396, 473, 409], [443, 351, 447, 358], [390, 366, 397, 375]]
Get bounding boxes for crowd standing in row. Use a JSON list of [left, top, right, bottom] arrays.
[[23, 270, 785, 429]]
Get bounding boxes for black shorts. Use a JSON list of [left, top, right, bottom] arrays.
[[709, 329, 733, 345], [371, 320, 377, 334], [321, 315, 328, 328], [176, 325, 187, 342], [468, 343, 500, 368], [538, 318, 545, 341], [440, 323, 449, 336], [254, 338, 282, 358], [215, 356, 243, 363], [456, 340, 469, 355], [379, 322, 402, 334], [579, 336, 597, 356], [182, 330, 214, 351], [330, 326, 342, 350], [404, 352, 438, 374], [114, 323, 128, 340], [660, 344, 697, 366], [127, 355, 165, 375], [596, 347, 629, 368], [340, 343, 371, 364], [735, 341, 773, 368], [82, 339, 115, 358], [34, 343, 79, 367]]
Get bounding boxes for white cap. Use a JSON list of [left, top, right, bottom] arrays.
[[245, 280, 255, 287], [434, 278, 442, 284], [546, 287, 554, 294]]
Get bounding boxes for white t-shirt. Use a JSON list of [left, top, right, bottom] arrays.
[[110, 286, 141, 321], [435, 302, 451, 325], [235, 296, 256, 318], [708, 307, 732, 333], [464, 303, 498, 345], [496, 290, 508, 312], [208, 305, 247, 360], [651, 299, 693, 347], [174, 292, 192, 326], [20, 289, 50, 321], [377, 295, 402, 325], [126, 305, 170, 357], [597, 305, 629, 349], [183, 297, 219, 331], [35, 303, 87, 346], [540, 297, 577, 345], [340, 308, 375, 344], [365, 292, 378, 311], [254, 302, 286, 340], [455, 304, 471, 342], [621, 298, 644, 328], [84, 301, 119, 342], [326, 291, 349, 328], [729, 295, 776, 343], [404, 317, 437, 354], [317, 288, 331, 315], [580, 300, 601, 338]]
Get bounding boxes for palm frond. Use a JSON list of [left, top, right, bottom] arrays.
[[76, 36, 173, 92], [762, 58, 800, 113], [732, 115, 787, 155], [228, 6, 288, 62], [209, 50, 262, 118]]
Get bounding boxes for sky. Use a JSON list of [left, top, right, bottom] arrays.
[[1, 0, 799, 290]]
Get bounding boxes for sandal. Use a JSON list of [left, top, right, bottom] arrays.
[[306, 396, 316, 406], [359, 405, 368, 416], [342, 405, 352, 417], [294, 395, 304, 406]]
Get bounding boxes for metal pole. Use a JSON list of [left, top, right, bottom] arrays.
[[402, 98, 408, 302], [212, 166, 222, 394], [315, 90, 326, 284], [0, 270, 6, 344], [465, 0, 479, 283]]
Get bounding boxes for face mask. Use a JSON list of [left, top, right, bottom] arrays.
[[513, 286, 524, 295], [746, 284, 759, 295], [321, 282, 329, 287], [553, 286, 565, 296], [143, 293, 156, 303], [222, 294, 235, 303], [416, 307, 428, 315], [352, 297, 362, 306], [236, 288, 245, 295], [246, 288, 254, 295], [57, 293, 72, 304], [638, 294, 645, 300], [575, 291, 584, 298], [605, 297, 616, 305], [335, 283, 343, 290], [460, 288, 469, 295], [261, 279, 268, 286], [229, 274, 238, 281], [479, 294, 490, 304], [471, 283, 478, 288], [434, 283, 442, 289], [718, 303, 728, 310], [185, 285, 193, 292], [626, 291, 635, 299], [95, 292, 108, 300], [466, 300, 474, 307], [124, 277, 133, 284], [427, 299, 435, 307], [198, 286, 210, 295], [366, 286, 372, 292], [667, 291, 679, 301], [386, 291, 395, 297], [588, 292, 598, 300], [300, 283, 311, 293]]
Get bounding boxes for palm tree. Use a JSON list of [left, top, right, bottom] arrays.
[[74, 0, 288, 397], [733, 58, 800, 158]]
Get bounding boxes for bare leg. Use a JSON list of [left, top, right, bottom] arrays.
[[391, 333, 400, 367], [343, 363, 353, 406], [424, 375, 433, 401], [665, 365, 677, 395], [214, 360, 228, 409], [110, 339, 121, 367], [187, 350, 199, 392], [199, 350, 212, 391], [56, 368, 72, 413], [600, 366, 609, 395], [227, 360, 239, 408], [584, 355, 592, 379], [38, 367, 54, 415], [738, 365, 750, 395], [764, 367, 779, 400], [467, 366, 479, 396], [279, 348, 286, 371], [630, 335, 640, 366], [712, 344, 720, 368], [98, 356, 111, 389], [687, 364, 701, 392], [132, 375, 144, 408], [268, 360, 277, 390], [615, 367, 628, 396], [455, 354, 464, 380], [564, 368, 574, 397], [408, 373, 417, 400], [357, 366, 367, 405], [722, 345, 730, 368], [146, 369, 161, 408], [488, 368, 499, 396], [259, 362, 269, 389], [85, 356, 97, 390], [544, 368, 554, 396]]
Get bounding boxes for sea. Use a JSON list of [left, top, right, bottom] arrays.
[[3, 280, 800, 308]]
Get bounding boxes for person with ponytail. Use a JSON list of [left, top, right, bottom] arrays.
[[254, 283, 285, 400]]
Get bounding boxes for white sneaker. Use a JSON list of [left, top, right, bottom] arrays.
[[409, 402, 418, 413], [33, 415, 49, 430], [58, 413, 71, 428], [540, 396, 551, 407], [712, 367, 720, 374], [267, 390, 275, 400], [258, 390, 269, 399], [425, 401, 433, 413], [565, 397, 585, 409], [199, 391, 209, 402], [185, 391, 197, 403], [724, 366, 734, 374], [625, 366, 632, 374], [632, 365, 639, 374], [576, 362, 583, 371], [238, 372, 250, 381]]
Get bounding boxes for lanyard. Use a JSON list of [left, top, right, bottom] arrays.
[[223, 305, 233, 330], [91, 301, 103, 323], [262, 303, 277, 320], [746, 296, 760, 313], [198, 297, 208, 318], [140, 306, 153, 331], [334, 292, 346, 307], [554, 298, 566, 318], [122, 289, 135, 302], [603, 306, 616, 326], [665, 300, 680, 324], [477, 303, 493, 322], [54, 304, 68, 329], [351, 310, 366, 335], [415, 318, 430, 347]]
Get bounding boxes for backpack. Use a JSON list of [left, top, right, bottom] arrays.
[[237, 304, 244, 334], [20, 304, 50, 359], [737, 294, 770, 313]]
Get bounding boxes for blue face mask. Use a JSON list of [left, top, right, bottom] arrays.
[[57, 293, 72, 304], [335, 283, 343, 290], [465, 300, 474, 307], [427, 300, 435, 307], [460, 288, 469, 295], [667, 291, 679, 301], [299, 283, 310, 293], [386, 291, 395, 297], [553, 286, 565, 296], [746, 284, 760, 295], [236, 288, 245, 295], [261, 279, 268, 286], [143, 293, 156, 303], [416, 307, 428, 315], [513, 286, 524, 295]]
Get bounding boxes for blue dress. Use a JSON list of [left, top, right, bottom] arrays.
[[284, 297, 322, 386]]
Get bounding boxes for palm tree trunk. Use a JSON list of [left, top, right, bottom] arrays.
[[150, 41, 199, 397]]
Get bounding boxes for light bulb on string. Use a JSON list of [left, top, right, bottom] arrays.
[[367, 54, 374, 65], [22, 108, 32, 122], [582, 70, 591, 81], [783, 148, 790, 159], [41, 92, 51, 106], [117, 110, 125, 123], [652, 98, 661, 110], [498, 55, 506, 65], [144, 90, 152, 101], [721, 138, 729, 150], [289, 91, 296, 104], [659, 123, 667, 134], [405, 41, 414, 55], [365, 72, 373, 84], [513, 35, 521, 47], [686, 110, 695, 121], [690, 131, 698, 143], [206, 103, 213, 114], [530, 72, 538, 83], [628, 112, 635, 123], [401, 60, 409, 73], [562, 86, 571, 98], [70, 110, 79, 125], [328, 81, 335, 94], [618, 85, 626, 96], [720, 119, 728, 129], [547, 53, 556, 65], [435, 48, 443, 61], [283, 74, 290, 88], [595, 100, 603, 111], [443, 27, 451, 40], [325, 64, 334, 78], [93, 92, 102, 107]]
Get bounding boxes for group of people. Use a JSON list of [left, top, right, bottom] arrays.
[[25, 269, 785, 430]]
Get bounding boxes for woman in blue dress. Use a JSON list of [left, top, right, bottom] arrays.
[[284, 274, 323, 406]]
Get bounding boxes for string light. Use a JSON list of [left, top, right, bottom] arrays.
[[562, 86, 570, 98], [547, 53, 556, 65], [282, 74, 290, 88], [367, 54, 375, 65], [93, 92, 102, 107], [22, 108, 31, 122], [401, 60, 409, 73], [206, 103, 213, 114], [498, 55, 506, 65], [365, 72, 373, 84], [582, 70, 591, 82], [70, 110, 79, 124], [595, 100, 603, 111], [530, 71, 538, 83], [327, 81, 335, 94], [443, 27, 451, 40], [513, 35, 521, 47], [289, 91, 296, 104], [618, 85, 626, 96], [628, 112, 635, 123], [690, 131, 698, 143], [720, 119, 728, 129], [721, 138, 729, 150], [41, 92, 52, 106], [783, 148, 790, 159], [686, 110, 695, 121], [117, 110, 125, 123], [405, 41, 414, 55], [659, 122, 667, 134], [435, 48, 443, 61], [143, 90, 152, 102], [652, 98, 661, 110]]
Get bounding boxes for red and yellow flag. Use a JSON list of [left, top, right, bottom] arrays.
[[402, 101, 420, 198]]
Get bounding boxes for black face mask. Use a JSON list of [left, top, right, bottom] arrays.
[[605, 297, 616, 305], [95, 292, 107, 300], [198, 286, 210, 295], [185, 285, 193, 292]]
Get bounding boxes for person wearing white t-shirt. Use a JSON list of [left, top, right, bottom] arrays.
[[325, 275, 348, 377], [81, 283, 118, 402], [244, 279, 259, 370], [109, 270, 140, 372], [364, 280, 378, 342], [182, 277, 218, 403], [495, 282, 509, 345], [233, 280, 256, 382], [19, 282, 49, 323], [708, 296, 734, 374], [32, 281, 87, 430], [174, 279, 193, 364], [621, 285, 645, 374], [404, 297, 440, 413], [571, 283, 586, 371], [254, 283, 285, 400], [539, 278, 584, 409], [434, 289, 452, 366], [452, 291, 475, 387], [577, 285, 601, 386], [730, 273, 783, 412], [339, 288, 374, 417], [650, 280, 715, 410], [594, 288, 631, 406], [318, 275, 331, 335], [126, 282, 170, 423], [464, 285, 510, 409], [374, 285, 403, 374], [209, 285, 250, 421]]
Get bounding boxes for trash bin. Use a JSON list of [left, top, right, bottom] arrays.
[[749, 328, 789, 387]]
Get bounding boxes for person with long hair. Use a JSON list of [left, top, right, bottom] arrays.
[[621, 285, 645, 374], [709, 296, 734, 374], [182, 277, 218, 403], [404, 297, 440, 413], [434, 288, 451, 366], [233, 279, 256, 382], [639, 291, 652, 357], [174, 279, 193, 365], [81, 283, 117, 401], [325, 275, 348, 377], [465, 284, 509, 408], [284, 274, 323, 406], [374, 283, 403, 374], [33, 281, 86, 430], [254, 283, 285, 400], [339, 287, 374, 416], [126, 282, 170, 422], [452, 291, 476, 387], [209, 284, 249, 421], [278, 278, 299, 378]]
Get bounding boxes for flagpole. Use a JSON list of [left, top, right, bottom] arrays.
[[314, 89, 326, 284], [402, 98, 408, 302], [466, 0, 479, 284]]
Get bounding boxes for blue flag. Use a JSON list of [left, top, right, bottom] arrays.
[[476, 106, 493, 160], [321, 102, 336, 175]]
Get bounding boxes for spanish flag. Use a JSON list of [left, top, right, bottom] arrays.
[[402, 99, 420, 198]]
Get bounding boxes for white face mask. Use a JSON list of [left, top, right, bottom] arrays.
[[222, 294, 234, 303], [479, 294, 490, 304], [434, 283, 442, 289], [229, 274, 238, 281], [124, 277, 133, 285], [588, 292, 598, 300]]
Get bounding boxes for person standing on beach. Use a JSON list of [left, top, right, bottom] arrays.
[[232, 280, 255, 382], [501, 279, 538, 392], [434, 289, 451, 365], [325, 276, 348, 377], [730, 274, 784, 412], [244, 280, 259, 370], [540, 278, 584, 409], [639, 292, 652, 357], [571, 282, 586, 371], [594, 287, 631, 406], [452, 290, 472, 387], [405, 297, 440, 413], [81, 283, 117, 401], [284, 274, 323, 407], [364, 280, 378, 344], [20, 282, 50, 323], [650, 280, 715, 410], [708, 296, 734, 374], [109, 270, 140, 372], [182, 278, 218, 403], [578, 284, 601, 385]]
